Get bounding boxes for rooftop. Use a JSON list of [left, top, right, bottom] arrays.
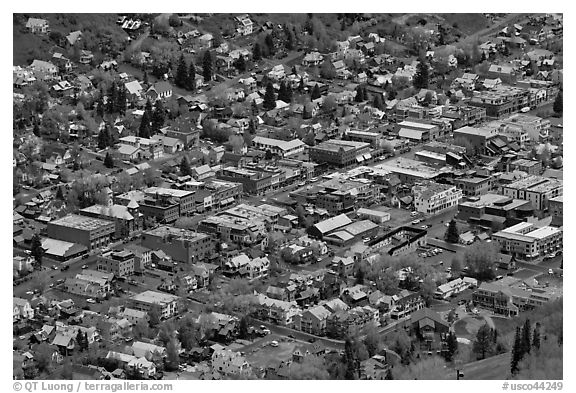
[[130, 290, 179, 305], [49, 214, 114, 231]]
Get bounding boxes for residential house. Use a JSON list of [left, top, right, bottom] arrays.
[[26, 18, 49, 34]]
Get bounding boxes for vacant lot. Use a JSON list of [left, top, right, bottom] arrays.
[[243, 336, 297, 370]]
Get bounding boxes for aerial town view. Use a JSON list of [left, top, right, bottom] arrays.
[[12, 13, 563, 381]]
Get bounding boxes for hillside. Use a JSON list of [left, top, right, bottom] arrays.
[[14, 13, 129, 66]]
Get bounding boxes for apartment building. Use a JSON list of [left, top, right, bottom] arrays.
[[127, 291, 179, 319], [413, 182, 463, 215], [46, 214, 115, 250], [140, 226, 214, 263], [491, 222, 562, 259], [500, 175, 562, 210]]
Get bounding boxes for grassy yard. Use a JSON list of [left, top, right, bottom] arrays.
[[439, 14, 491, 36]]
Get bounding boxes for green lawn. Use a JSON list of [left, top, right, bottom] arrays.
[[440, 14, 491, 36]]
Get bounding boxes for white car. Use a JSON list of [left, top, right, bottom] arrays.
[[86, 298, 96, 304], [412, 219, 421, 225], [270, 340, 279, 347], [548, 269, 554, 275]]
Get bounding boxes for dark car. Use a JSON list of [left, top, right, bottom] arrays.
[[308, 338, 316, 343]]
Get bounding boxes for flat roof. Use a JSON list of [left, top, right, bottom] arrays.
[[145, 187, 194, 198], [130, 290, 179, 305], [398, 120, 437, 130], [49, 214, 114, 231]]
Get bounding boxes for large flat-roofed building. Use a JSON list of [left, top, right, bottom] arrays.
[[144, 187, 196, 216], [473, 281, 560, 317], [127, 290, 179, 319], [308, 139, 371, 167], [182, 179, 243, 212], [366, 226, 427, 257], [375, 157, 444, 184], [46, 214, 115, 250], [548, 195, 563, 225], [138, 194, 180, 224], [397, 120, 441, 142], [345, 130, 384, 147], [500, 175, 562, 210], [252, 136, 306, 157], [217, 166, 278, 196], [491, 222, 562, 259], [453, 126, 499, 155], [508, 159, 542, 175], [491, 113, 551, 143], [141, 226, 214, 263], [79, 203, 140, 238], [97, 250, 135, 278], [454, 176, 494, 197], [413, 182, 463, 215], [198, 215, 268, 249], [468, 85, 532, 119], [457, 193, 534, 224], [223, 203, 287, 225], [356, 207, 391, 224]]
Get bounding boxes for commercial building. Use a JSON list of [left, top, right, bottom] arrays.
[[252, 136, 306, 157], [468, 86, 532, 119], [127, 290, 179, 319], [457, 193, 534, 227], [453, 126, 499, 155], [308, 139, 371, 167], [500, 175, 562, 210], [198, 215, 268, 250], [367, 226, 427, 257], [413, 182, 463, 215], [97, 250, 135, 278], [375, 158, 444, 184], [324, 220, 380, 247], [217, 165, 284, 196], [141, 226, 214, 263], [491, 222, 562, 259], [308, 214, 353, 239], [79, 203, 140, 239], [454, 176, 494, 197], [356, 208, 391, 224], [397, 120, 441, 142], [144, 187, 196, 216], [46, 214, 115, 250], [182, 179, 243, 212], [138, 193, 180, 224], [434, 277, 477, 300], [473, 282, 560, 317], [548, 195, 563, 224], [492, 113, 551, 142], [65, 270, 113, 299], [508, 159, 542, 175]]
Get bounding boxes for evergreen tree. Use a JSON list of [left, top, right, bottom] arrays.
[[31, 234, 44, 266], [553, 91, 562, 114], [473, 323, 493, 360], [180, 156, 192, 176], [56, 186, 64, 200], [413, 60, 430, 89], [238, 316, 250, 339], [373, 93, 384, 110], [298, 76, 305, 91], [521, 319, 532, 355], [76, 330, 85, 352], [511, 326, 522, 374], [445, 219, 460, 243], [151, 100, 166, 134], [33, 121, 40, 137], [253, 43, 262, 61], [265, 34, 275, 56], [251, 100, 259, 116], [278, 81, 292, 102], [116, 85, 127, 115], [343, 338, 357, 380], [263, 82, 276, 111], [445, 331, 459, 361], [234, 56, 246, 72], [106, 82, 118, 114], [95, 94, 105, 118], [98, 128, 110, 149], [143, 70, 149, 85], [175, 54, 188, 88], [302, 103, 311, 119], [311, 84, 321, 100], [186, 61, 196, 91], [532, 322, 541, 350], [104, 152, 114, 168], [355, 85, 364, 102], [139, 110, 151, 138], [202, 51, 213, 82]]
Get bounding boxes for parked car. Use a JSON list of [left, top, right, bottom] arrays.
[[412, 219, 421, 225], [270, 340, 279, 347], [86, 298, 96, 304]]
